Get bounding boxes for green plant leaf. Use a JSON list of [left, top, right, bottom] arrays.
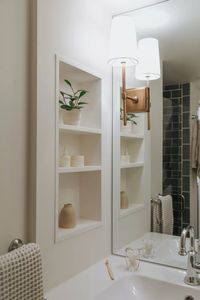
[[69, 100, 75, 107], [64, 80, 72, 87], [78, 90, 88, 99], [75, 89, 88, 95], [60, 104, 73, 110], [60, 91, 74, 98], [78, 101, 87, 105]]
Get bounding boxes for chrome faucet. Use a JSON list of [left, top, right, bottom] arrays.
[[179, 225, 200, 286]]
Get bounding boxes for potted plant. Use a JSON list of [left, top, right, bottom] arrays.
[[120, 108, 138, 133], [59, 79, 88, 125]]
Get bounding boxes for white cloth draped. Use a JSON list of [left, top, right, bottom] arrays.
[[0, 244, 44, 300], [158, 194, 174, 235]]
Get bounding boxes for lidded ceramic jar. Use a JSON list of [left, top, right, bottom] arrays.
[[59, 203, 76, 228], [71, 155, 84, 167]]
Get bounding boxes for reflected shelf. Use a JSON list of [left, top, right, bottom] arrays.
[[59, 124, 101, 135], [120, 203, 145, 218], [58, 166, 102, 173], [120, 132, 144, 139], [120, 162, 144, 169]]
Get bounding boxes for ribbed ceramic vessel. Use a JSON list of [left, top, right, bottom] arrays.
[[120, 191, 129, 209], [59, 203, 76, 228]]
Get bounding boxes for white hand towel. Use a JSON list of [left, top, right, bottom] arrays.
[[159, 195, 174, 235], [151, 200, 162, 233], [0, 243, 44, 300], [191, 119, 200, 177]]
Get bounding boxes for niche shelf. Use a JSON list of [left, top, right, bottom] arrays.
[[58, 166, 102, 173], [120, 131, 145, 169], [58, 219, 101, 241], [120, 167, 145, 215], [120, 162, 144, 169], [59, 124, 101, 135], [119, 114, 146, 219], [120, 203, 145, 218], [113, 67, 150, 250], [120, 132, 144, 139], [55, 56, 102, 242]]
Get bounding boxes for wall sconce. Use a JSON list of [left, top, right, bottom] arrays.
[[108, 16, 161, 130]]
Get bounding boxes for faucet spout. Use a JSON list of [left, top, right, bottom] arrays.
[[179, 225, 200, 286], [179, 225, 195, 256]]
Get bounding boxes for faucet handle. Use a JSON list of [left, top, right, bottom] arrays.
[[195, 239, 200, 264], [179, 247, 187, 256]]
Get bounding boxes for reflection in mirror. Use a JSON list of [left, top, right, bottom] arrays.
[[112, 0, 200, 270]]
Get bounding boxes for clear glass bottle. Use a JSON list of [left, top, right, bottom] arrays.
[[59, 147, 71, 168]]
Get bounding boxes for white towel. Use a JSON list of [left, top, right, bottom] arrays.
[[0, 243, 44, 300], [191, 119, 200, 177], [159, 195, 174, 235], [151, 201, 162, 233]]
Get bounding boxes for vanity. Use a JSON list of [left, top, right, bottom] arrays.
[[46, 255, 199, 300]]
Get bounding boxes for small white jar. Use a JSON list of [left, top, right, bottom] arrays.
[[71, 155, 84, 167]]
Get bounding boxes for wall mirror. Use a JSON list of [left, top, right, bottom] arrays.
[[112, 0, 200, 270]]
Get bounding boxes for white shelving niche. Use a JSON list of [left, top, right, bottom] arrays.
[[55, 56, 102, 242], [120, 114, 145, 217], [112, 66, 151, 252]]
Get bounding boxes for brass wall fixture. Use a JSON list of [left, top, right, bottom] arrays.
[[121, 62, 150, 129], [109, 16, 160, 130]]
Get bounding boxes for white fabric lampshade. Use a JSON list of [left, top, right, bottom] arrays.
[[135, 38, 160, 81], [108, 16, 138, 66]]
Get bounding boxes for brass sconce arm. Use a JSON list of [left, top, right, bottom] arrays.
[[126, 96, 139, 102], [121, 62, 150, 130]]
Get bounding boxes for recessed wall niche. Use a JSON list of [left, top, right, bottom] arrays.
[[55, 56, 102, 242]]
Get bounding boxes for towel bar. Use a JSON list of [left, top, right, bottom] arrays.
[[151, 197, 161, 204], [8, 238, 23, 252], [151, 193, 185, 213]]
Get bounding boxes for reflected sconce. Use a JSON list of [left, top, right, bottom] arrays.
[[108, 16, 161, 129]]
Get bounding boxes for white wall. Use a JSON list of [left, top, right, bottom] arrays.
[[31, 0, 112, 290], [190, 79, 200, 233], [0, 0, 29, 254], [150, 75, 163, 197]]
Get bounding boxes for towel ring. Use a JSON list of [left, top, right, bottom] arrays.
[[8, 238, 24, 252]]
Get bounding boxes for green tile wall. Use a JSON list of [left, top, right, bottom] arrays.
[[163, 83, 190, 235]]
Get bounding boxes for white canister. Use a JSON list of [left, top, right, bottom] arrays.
[[71, 155, 84, 167]]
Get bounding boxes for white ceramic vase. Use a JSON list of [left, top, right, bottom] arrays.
[[62, 109, 81, 125]]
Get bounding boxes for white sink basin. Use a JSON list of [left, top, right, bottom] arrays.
[[46, 255, 199, 300], [95, 274, 199, 300]]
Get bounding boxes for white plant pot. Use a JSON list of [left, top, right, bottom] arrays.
[[62, 109, 81, 125]]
